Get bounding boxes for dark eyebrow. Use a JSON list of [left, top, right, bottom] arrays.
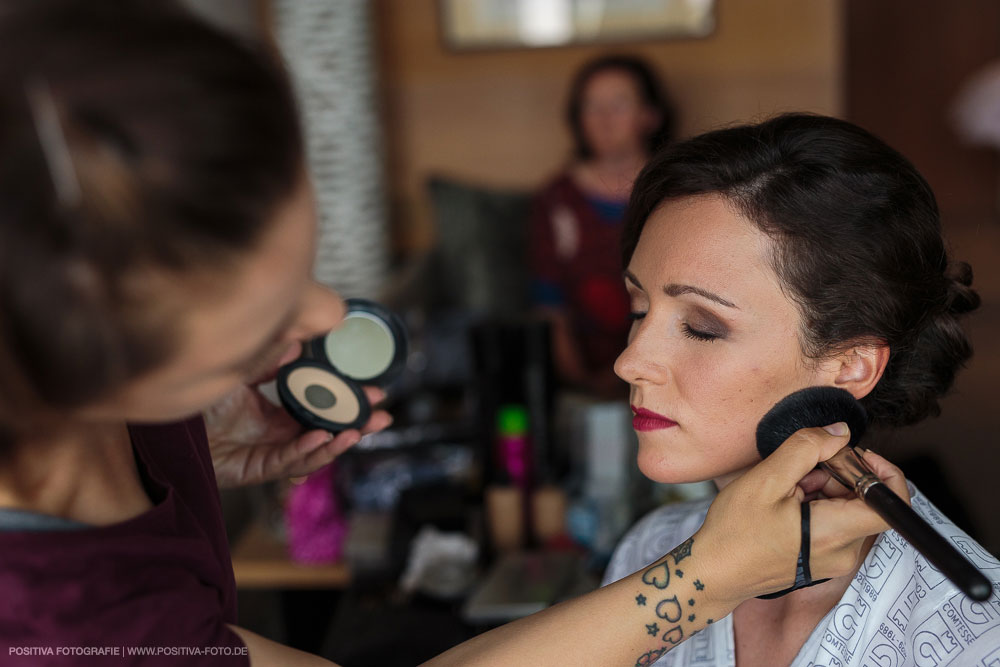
[[625, 270, 738, 309], [623, 270, 643, 289], [664, 283, 738, 309]]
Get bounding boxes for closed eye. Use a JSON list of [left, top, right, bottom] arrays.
[[682, 323, 719, 342]]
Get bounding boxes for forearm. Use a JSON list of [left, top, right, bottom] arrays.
[[423, 533, 736, 667], [227, 625, 338, 667]]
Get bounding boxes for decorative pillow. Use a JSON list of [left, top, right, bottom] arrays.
[[425, 176, 533, 318]]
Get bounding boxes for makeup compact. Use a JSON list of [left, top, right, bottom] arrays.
[[277, 299, 407, 433]]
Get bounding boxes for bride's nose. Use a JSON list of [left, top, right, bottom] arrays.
[[614, 322, 670, 386]]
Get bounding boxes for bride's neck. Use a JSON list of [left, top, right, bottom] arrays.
[[0, 423, 152, 526], [732, 534, 877, 665]]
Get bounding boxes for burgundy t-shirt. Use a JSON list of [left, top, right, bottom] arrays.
[[0, 417, 249, 666], [529, 172, 631, 375]]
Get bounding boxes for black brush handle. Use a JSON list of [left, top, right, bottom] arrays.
[[862, 482, 991, 601], [757, 388, 992, 601]]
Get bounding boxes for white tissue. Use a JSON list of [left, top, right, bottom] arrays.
[[399, 525, 479, 598]]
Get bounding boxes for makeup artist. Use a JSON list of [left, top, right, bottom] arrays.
[[529, 55, 674, 397], [0, 4, 920, 666]]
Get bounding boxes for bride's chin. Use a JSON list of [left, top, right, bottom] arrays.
[[635, 446, 698, 485]]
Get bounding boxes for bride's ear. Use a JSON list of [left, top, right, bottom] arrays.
[[828, 340, 890, 400]]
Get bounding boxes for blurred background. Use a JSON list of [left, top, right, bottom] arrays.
[[185, 1, 1000, 664]]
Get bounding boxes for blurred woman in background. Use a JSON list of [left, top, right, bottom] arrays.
[[530, 55, 675, 396]]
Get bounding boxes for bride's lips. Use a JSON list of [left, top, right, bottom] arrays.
[[631, 405, 678, 432]]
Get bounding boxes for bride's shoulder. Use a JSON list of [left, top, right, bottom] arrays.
[[601, 496, 714, 586]]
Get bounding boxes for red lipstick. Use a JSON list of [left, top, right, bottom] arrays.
[[631, 405, 678, 432]]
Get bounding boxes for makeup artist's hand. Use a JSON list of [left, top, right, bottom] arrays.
[[204, 383, 392, 489], [694, 425, 910, 603], [796, 448, 911, 504]]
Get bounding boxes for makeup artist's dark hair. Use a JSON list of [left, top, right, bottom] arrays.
[[567, 54, 676, 160], [0, 2, 303, 448], [621, 113, 979, 428]]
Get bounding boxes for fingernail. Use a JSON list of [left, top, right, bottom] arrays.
[[323, 431, 335, 443], [822, 422, 848, 436]]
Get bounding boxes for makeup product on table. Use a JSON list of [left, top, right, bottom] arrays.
[[277, 298, 407, 433], [500, 404, 534, 546], [284, 462, 348, 563], [486, 485, 523, 552], [756, 386, 991, 601]]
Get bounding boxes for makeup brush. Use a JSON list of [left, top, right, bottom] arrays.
[[756, 386, 991, 601]]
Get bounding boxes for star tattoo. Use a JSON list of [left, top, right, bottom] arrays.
[[694, 579, 705, 591], [675, 569, 684, 578], [688, 598, 695, 606], [635, 593, 647, 606], [688, 614, 696, 622], [645, 622, 659, 636]]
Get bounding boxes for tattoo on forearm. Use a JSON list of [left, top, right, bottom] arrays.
[[669, 537, 693, 563], [662, 625, 683, 646], [641, 561, 672, 589], [655, 596, 681, 623], [640, 536, 694, 590], [635, 647, 667, 666], [632, 536, 706, 665]]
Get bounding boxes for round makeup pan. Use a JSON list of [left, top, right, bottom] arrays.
[[278, 298, 407, 434], [309, 299, 407, 386], [276, 360, 371, 432]]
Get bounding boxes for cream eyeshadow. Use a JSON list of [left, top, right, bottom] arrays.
[[285, 365, 361, 424], [323, 311, 395, 380]]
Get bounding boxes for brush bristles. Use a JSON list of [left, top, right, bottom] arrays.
[[756, 387, 868, 459]]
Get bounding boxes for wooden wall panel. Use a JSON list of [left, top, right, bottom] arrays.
[[375, 0, 844, 254], [846, 0, 1000, 224], [846, 0, 1000, 554]]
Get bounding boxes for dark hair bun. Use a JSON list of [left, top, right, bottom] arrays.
[[863, 261, 979, 428], [944, 260, 980, 315]]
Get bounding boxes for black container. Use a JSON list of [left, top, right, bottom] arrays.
[[278, 299, 408, 433]]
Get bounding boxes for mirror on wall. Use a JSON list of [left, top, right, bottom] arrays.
[[440, 0, 715, 50]]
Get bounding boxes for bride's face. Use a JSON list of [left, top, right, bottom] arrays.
[[615, 194, 838, 487]]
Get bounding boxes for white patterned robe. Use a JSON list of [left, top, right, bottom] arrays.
[[601, 483, 1000, 667]]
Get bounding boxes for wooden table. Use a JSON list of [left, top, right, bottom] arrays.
[[231, 520, 351, 589]]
